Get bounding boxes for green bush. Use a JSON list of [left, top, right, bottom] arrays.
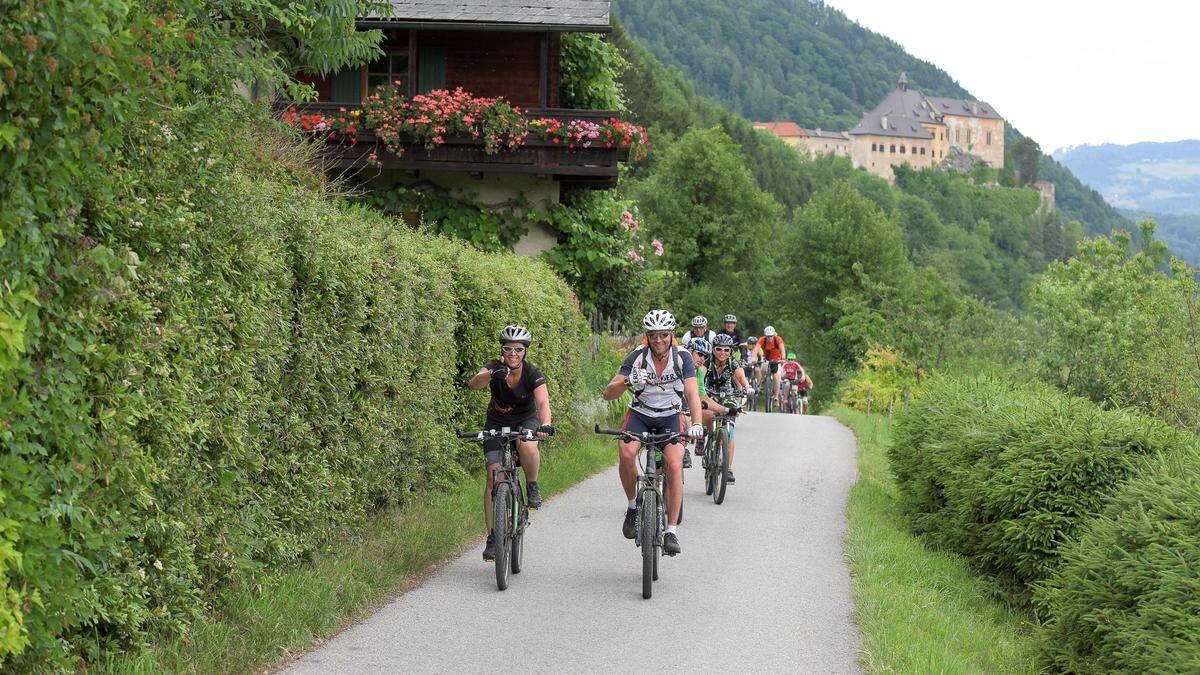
[[889, 375, 1193, 594], [1036, 450, 1200, 673], [1, 105, 587, 669]]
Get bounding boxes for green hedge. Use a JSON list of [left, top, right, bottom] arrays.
[[1036, 450, 1200, 672], [1, 104, 587, 668], [889, 374, 1193, 594]]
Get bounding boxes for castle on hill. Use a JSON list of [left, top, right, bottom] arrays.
[[755, 73, 1005, 182]]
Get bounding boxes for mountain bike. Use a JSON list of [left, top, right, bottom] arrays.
[[595, 425, 686, 599], [458, 425, 553, 591], [782, 379, 801, 414], [703, 391, 745, 505]]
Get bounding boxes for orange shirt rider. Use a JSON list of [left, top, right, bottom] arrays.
[[758, 334, 785, 362]]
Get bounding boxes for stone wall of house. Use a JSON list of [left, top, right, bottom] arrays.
[[798, 136, 850, 157], [368, 171, 562, 258], [852, 134, 939, 182], [942, 115, 1005, 167]]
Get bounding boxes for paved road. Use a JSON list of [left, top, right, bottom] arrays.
[[286, 413, 861, 674]]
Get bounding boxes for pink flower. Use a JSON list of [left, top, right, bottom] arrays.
[[652, 239, 664, 256]]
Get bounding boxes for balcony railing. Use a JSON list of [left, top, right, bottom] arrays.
[[277, 102, 630, 188]]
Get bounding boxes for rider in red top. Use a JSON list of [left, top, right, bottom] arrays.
[[781, 353, 813, 413], [757, 326, 786, 404]]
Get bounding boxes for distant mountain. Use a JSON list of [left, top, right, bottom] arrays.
[[1054, 140, 1200, 215], [612, 0, 1128, 234], [1119, 209, 1200, 267]]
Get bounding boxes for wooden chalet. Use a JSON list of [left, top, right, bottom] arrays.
[[289, 0, 625, 191]]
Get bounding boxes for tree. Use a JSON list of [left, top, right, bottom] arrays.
[[1010, 136, 1041, 185], [632, 127, 781, 289]]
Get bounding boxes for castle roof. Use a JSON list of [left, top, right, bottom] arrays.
[[753, 121, 806, 137], [850, 75, 939, 139], [924, 96, 1002, 120]]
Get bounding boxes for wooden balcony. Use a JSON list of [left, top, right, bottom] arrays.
[[278, 102, 630, 189]]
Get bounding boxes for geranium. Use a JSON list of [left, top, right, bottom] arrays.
[[651, 239, 664, 256]]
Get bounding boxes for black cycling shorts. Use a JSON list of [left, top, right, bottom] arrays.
[[483, 414, 540, 465], [621, 408, 685, 439], [768, 361, 781, 374]]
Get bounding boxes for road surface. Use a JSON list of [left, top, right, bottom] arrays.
[[286, 412, 861, 673]]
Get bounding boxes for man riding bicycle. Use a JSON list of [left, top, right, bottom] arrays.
[[757, 327, 786, 406], [703, 334, 752, 482], [467, 325, 553, 562], [603, 310, 704, 556], [718, 314, 748, 360], [681, 315, 716, 350]]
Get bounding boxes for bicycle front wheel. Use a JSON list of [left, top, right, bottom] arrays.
[[640, 490, 658, 599], [704, 436, 716, 496], [714, 429, 730, 505], [492, 482, 512, 590]]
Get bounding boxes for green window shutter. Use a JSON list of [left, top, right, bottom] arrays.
[[330, 67, 363, 102], [418, 46, 446, 93]]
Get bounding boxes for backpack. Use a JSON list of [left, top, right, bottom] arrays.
[[630, 344, 688, 413]]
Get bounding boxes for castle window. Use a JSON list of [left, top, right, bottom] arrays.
[[890, 144, 895, 153], [987, 131, 992, 145], [900, 145, 906, 154], [871, 142, 877, 151], [955, 129, 960, 143], [920, 147, 926, 155]]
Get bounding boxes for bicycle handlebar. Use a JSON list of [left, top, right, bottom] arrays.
[[594, 424, 686, 444], [456, 425, 555, 442]]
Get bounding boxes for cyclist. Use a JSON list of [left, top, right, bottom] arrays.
[[743, 336, 764, 401], [757, 327, 786, 408], [703, 333, 752, 482], [603, 310, 704, 556], [682, 337, 711, 469], [780, 353, 806, 412], [718, 314, 748, 360], [467, 325, 553, 562], [681, 315, 716, 350]]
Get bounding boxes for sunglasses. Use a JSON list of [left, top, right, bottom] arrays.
[[501, 346, 527, 354], [691, 350, 707, 357], [646, 331, 673, 341], [714, 347, 732, 353]]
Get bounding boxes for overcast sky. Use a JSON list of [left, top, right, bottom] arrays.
[[825, 0, 1197, 152]]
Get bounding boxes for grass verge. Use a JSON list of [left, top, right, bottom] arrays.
[[830, 406, 1041, 673], [103, 429, 617, 674]]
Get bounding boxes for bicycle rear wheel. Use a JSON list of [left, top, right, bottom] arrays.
[[492, 482, 511, 590], [641, 490, 658, 599], [714, 429, 729, 505]]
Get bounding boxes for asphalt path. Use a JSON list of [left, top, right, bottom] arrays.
[[285, 412, 861, 674]]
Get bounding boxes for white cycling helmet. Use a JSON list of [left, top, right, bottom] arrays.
[[498, 324, 532, 345], [763, 325, 777, 337], [643, 309, 676, 331], [691, 315, 707, 328], [724, 314, 737, 324]]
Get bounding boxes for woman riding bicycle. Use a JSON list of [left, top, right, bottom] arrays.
[[603, 310, 704, 556], [682, 337, 712, 469], [704, 333, 752, 482], [467, 325, 553, 562]]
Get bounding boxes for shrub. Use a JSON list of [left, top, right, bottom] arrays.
[[1, 103, 587, 668], [839, 344, 922, 413], [889, 375, 1193, 594], [1036, 449, 1200, 672]]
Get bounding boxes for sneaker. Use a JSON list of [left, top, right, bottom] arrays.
[[622, 507, 638, 539], [482, 533, 496, 562], [527, 481, 543, 509], [726, 470, 736, 484], [682, 448, 692, 469], [663, 531, 681, 556]]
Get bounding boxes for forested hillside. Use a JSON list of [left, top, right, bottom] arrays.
[[1055, 140, 1200, 214], [611, 0, 1127, 235]]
